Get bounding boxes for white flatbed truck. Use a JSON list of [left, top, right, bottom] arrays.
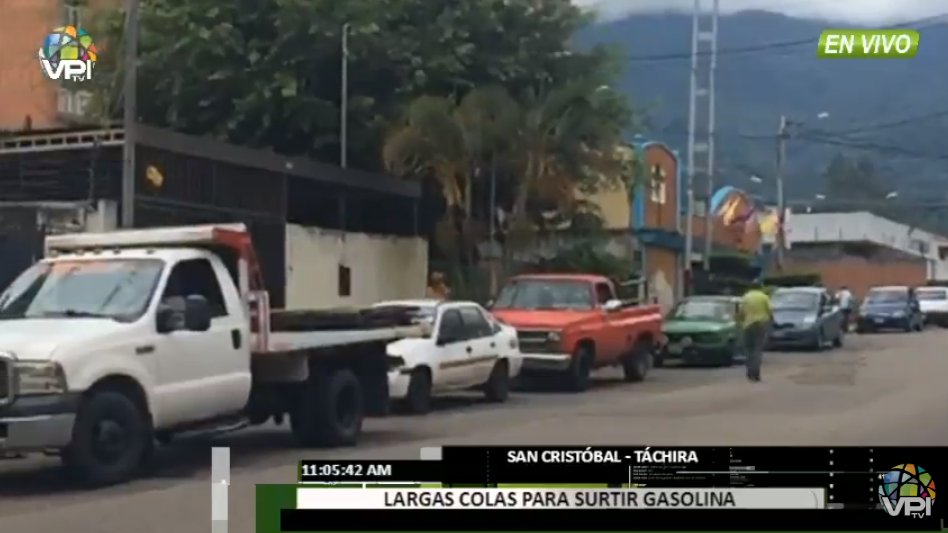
[[0, 224, 423, 485]]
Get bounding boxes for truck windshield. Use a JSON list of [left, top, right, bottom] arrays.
[[771, 291, 819, 311], [493, 280, 594, 310], [0, 259, 165, 322], [670, 300, 734, 322]]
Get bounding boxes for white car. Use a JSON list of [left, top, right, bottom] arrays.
[[916, 286, 948, 327], [374, 299, 523, 414]]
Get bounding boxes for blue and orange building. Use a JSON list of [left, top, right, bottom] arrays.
[[588, 137, 775, 308]]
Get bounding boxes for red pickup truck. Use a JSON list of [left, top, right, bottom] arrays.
[[490, 273, 663, 391]]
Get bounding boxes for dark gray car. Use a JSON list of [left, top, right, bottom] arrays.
[[767, 287, 845, 351]]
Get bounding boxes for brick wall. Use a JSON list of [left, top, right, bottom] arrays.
[[784, 255, 927, 299], [3, 0, 61, 129]]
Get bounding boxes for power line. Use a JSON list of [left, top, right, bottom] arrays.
[[794, 134, 948, 161], [622, 13, 948, 62]]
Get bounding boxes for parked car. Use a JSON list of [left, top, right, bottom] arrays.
[[915, 286, 948, 327], [375, 300, 522, 414], [768, 287, 845, 351], [856, 286, 924, 333], [490, 274, 663, 391], [657, 295, 742, 367]]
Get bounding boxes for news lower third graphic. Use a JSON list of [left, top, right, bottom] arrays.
[[254, 446, 946, 532], [37, 25, 97, 82]]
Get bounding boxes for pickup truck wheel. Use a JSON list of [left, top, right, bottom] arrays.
[[63, 391, 152, 486], [483, 360, 510, 403], [405, 368, 433, 414], [291, 368, 363, 447], [564, 347, 593, 392], [622, 340, 653, 382]]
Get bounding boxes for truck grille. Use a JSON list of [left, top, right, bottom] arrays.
[[0, 357, 11, 406], [517, 330, 556, 354]]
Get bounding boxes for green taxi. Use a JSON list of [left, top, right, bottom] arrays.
[[657, 296, 743, 367]]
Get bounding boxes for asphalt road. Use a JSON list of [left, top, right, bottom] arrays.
[[2, 328, 946, 532]]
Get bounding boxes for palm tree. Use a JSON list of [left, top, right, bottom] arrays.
[[382, 86, 520, 291]]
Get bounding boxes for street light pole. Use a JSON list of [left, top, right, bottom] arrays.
[[120, 0, 141, 228], [340, 23, 350, 168], [775, 114, 788, 270]]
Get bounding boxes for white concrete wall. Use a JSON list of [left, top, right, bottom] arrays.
[[284, 224, 428, 310], [786, 211, 948, 281]]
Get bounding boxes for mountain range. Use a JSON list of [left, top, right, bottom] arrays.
[[579, 10, 948, 204]]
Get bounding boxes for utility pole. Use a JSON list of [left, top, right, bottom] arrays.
[[683, 0, 699, 296], [340, 23, 350, 168], [685, 0, 718, 292], [775, 114, 788, 270], [700, 0, 719, 271], [120, 0, 140, 228]]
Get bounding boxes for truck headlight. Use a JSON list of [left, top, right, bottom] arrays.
[[15, 361, 67, 395]]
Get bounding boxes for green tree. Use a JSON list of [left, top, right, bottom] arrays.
[[93, 0, 623, 170]]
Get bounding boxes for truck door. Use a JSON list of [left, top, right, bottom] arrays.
[[153, 257, 251, 425], [595, 282, 626, 360]]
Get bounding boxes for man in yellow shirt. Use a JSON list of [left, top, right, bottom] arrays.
[[740, 281, 773, 382]]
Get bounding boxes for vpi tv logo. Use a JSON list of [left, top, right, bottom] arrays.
[[37, 25, 98, 81], [879, 464, 936, 518]]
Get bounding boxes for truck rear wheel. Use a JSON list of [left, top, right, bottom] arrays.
[[63, 391, 152, 486], [622, 339, 653, 382], [291, 368, 363, 447]]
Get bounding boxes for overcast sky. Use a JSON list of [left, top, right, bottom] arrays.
[[574, 0, 947, 25]]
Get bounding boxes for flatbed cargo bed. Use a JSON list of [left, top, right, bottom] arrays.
[[262, 324, 426, 353]]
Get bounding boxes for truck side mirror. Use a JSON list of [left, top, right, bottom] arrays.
[[184, 295, 212, 332], [603, 299, 623, 312]]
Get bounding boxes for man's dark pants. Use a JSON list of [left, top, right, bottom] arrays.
[[743, 320, 770, 380]]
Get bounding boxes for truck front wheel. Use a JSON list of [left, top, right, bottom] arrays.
[[63, 391, 153, 486], [563, 346, 593, 392], [291, 368, 364, 447]]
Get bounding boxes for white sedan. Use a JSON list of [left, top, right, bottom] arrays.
[[374, 299, 523, 414]]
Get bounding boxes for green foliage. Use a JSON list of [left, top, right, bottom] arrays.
[[524, 241, 638, 283], [97, 0, 630, 170]]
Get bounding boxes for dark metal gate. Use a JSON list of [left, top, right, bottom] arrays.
[[0, 208, 43, 290]]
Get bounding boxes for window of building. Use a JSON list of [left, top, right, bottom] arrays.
[[338, 264, 351, 297]]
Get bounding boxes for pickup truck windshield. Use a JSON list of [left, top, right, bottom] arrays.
[[772, 292, 819, 311], [670, 300, 734, 322], [866, 289, 907, 304], [0, 259, 165, 321], [493, 280, 594, 310]]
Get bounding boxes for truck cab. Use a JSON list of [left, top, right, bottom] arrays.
[[0, 224, 421, 486], [489, 274, 662, 391]]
